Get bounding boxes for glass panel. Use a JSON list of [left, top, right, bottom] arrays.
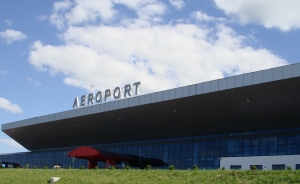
[[181, 143, 187, 150], [244, 139, 251, 147], [187, 143, 193, 150], [287, 145, 296, 155], [287, 136, 296, 144], [228, 140, 235, 148], [260, 146, 268, 156], [221, 140, 227, 148], [260, 137, 268, 146], [278, 136, 286, 145], [230, 165, 241, 170], [207, 141, 214, 149], [221, 149, 228, 157], [201, 142, 207, 149], [272, 164, 285, 170], [213, 149, 220, 158], [278, 145, 286, 155], [252, 138, 259, 146], [252, 147, 259, 156], [214, 141, 220, 149], [243, 147, 251, 156]]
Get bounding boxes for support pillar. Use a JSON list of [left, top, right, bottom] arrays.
[[105, 159, 116, 169], [88, 160, 98, 169]]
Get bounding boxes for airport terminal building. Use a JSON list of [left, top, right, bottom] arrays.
[[1, 63, 300, 170]]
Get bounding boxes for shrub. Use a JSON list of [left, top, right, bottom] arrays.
[[168, 165, 175, 170], [33, 166, 37, 169], [93, 166, 98, 170], [125, 166, 131, 170], [221, 167, 225, 170], [79, 166, 84, 169], [146, 165, 151, 170], [44, 166, 48, 169], [24, 166, 28, 169], [66, 166, 71, 169], [0, 165, 4, 169], [110, 166, 115, 170], [286, 166, 292, 170], [250, 165, 257, 170], [192, 165, 198, 170]]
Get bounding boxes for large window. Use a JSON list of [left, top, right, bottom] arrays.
[[272, 164, 285, 170], [230, 165, 241, 170]]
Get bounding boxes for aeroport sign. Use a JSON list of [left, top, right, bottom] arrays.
[[72, 82, 141, 108]]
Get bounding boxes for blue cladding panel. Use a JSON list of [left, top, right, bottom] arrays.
[[128, 98, 135, 107], [134, 97, 140, 106], [96, 104, 101, 112], [150, 93, 157, 103], [235, 75, 243, 88], [189, 85, 196, 96], [211, 80, 218, 92], [156, 92, 163, 102], [144, 94, 151, 104], [37, 116, 44, 124], [203, 82, 210, 94], [293, 63, 300, 77], [68, 110, 74, 118], [104, 103, 110, 112], [182, 86, 189, 97], [196, 83, 203, 95], [263, 69, 272, 82], [78, 108, 85, 116], [218, 78, 226, 91], [163, 90, 169, 101], [272, 67, 282, 81], [83, 107, 89, 115], [123, 99, 129, 108], [176, 88, 183, 98], [110, 102, 116, 110], [282, 65, 292, 79], [113, 101, 119, 110], [43, 115, 49, 122], [91, 105, 98, 113], [169, 89, 176, 100], [253, 71, 263, 85], [226, 77, 234, 89], [244, 73, 252, 86], [139, 96, 145, 105]]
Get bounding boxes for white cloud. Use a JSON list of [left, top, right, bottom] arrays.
[[27, 76, 42, 87], [169, 0, 185, 10], [0, 70, 7, 75], [35, 15, 48, 21], [0, 97, 23, 113], [28, 0, 288, 95], [214, 0, 300, 31], [27, 77, 33, 82], [192, 11, 216, 22], [50, 0, 168, 29], [0, 139, 24, 148], [4, 19, 13, 26], [0, 29, 27, 44]]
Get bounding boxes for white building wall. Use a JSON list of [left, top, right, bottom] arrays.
[[220, 155, 300, 170]]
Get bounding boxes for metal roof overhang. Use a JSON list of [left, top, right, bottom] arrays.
[[2, 66, 300, 151]]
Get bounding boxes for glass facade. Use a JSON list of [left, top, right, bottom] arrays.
[[1, 127, 300, 170]]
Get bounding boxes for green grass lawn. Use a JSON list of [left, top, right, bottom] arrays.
[[0, 169, 300, 184]]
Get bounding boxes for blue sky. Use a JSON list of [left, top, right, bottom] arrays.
[[1, 0, 300, 154]]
